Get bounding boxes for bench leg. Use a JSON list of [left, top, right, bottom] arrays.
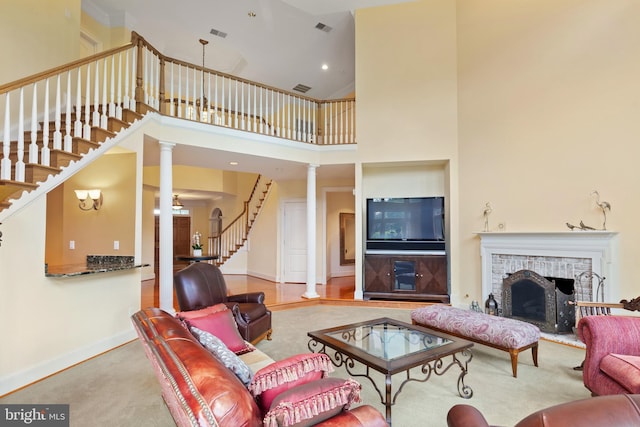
[[509, 349, 519, 378], [532, 343, 539, 367]]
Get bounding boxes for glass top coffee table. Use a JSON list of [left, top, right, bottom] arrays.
[[308, 317, 473, 425]]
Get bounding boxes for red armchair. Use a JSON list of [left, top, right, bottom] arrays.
[[577, 315, 640, 395]]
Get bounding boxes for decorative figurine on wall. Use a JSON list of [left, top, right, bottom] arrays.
[[483, 202, 492, 232]]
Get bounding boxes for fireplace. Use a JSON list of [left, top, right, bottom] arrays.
[[502, 270, 575, 334], [478, 231, 619, 307]]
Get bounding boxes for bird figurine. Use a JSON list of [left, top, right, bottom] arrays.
[[566, 222, 576, 230], [579, 220, 595, 230], [591, 190, 611, 230]]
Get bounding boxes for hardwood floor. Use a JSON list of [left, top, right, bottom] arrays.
[[141, 272, 429, 311]]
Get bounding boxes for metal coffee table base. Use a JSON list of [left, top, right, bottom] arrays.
[[308, 340, 473, 424]]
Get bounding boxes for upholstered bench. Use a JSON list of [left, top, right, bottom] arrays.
[[411, 305, 540, 377]]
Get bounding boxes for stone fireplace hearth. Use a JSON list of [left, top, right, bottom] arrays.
[[478, 232, 619, 315]]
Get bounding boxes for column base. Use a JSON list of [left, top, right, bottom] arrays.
[[301, 292, 320, 299]]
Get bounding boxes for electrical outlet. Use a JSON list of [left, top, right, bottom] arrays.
[[69, 240, 75, 249], [114, 240, 119, 250]]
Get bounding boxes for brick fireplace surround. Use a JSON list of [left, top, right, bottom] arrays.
[[478, 232, 619, 310]]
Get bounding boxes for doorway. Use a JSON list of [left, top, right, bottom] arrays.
[[282, 200, 307, 283], [154, 216, 191, 275]]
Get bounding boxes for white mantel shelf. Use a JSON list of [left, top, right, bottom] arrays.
[[477, 230, 619, 302]]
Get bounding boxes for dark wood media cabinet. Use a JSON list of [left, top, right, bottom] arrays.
[[364, 253, 449, 303]]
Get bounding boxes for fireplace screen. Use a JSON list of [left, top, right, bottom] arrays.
[[502, 270, 575, 334]]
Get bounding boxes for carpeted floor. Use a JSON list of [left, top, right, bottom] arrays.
[[0, 305, 590, 426]]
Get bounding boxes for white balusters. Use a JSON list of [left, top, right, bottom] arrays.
[[29, 83, 39, 164], [129, 46, 136, 111], [92, 60, 100, 128], [54, 75, 62, 150], [42, 79, 50, 166], [169, 62, 174, 117], [74, 70, 82, 138], [109, 56, 116, 117], [84, 64, 92, 140], [1, 93, 10, 180], [177, 64, 182, 118], [64, 71, 72, 152], [116, 52, 123, 120], [15, 88, 25, 182], [101, 59, 108, 129]]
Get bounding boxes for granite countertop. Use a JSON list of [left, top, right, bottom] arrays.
[[46, 255, 148, 277]]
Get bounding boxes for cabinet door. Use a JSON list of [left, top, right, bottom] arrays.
[[415, 255, 448, 295], [364, 255, 392, 293]]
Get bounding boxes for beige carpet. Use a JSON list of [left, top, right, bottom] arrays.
[[0, 305, 590, 426]]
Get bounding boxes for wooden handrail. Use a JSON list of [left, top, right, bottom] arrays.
[[0, 42, 135, 95]]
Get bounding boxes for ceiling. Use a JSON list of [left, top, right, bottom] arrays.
[[83, 0, 415, 201]]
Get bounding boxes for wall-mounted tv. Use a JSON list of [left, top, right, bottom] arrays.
[[366, 197, 445, 252]]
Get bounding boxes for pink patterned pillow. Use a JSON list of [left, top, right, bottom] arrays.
[[176, 303, 228, 320], [187, 309, 253, 354], [263, 377, 361, 427], [249, 353, 334, 413]]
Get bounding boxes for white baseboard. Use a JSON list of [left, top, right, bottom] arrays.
[[0, 329, 137, 396], [246, 270, 277, 282]]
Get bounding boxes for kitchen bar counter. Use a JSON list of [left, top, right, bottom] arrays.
[[45, 255, 148, 278]]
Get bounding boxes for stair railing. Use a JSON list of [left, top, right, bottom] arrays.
[[209, 175, 272, 263], [1, 31, 353, 216]]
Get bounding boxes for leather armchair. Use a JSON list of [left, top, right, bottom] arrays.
[[174, 262, 272, 344], [577, 315, 640, 395], [447, 394, 640, 427]]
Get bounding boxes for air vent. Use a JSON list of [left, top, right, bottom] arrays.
[[292, 84, 311, 93], [315, 22, 332, 33], [210, 28, 228, 39]]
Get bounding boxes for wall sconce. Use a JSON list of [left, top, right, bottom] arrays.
[[75, 189, 103, 211]]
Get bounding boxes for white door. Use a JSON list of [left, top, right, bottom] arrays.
[[283, 201, 307, 283]]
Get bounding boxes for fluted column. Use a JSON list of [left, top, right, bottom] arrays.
[[159, 141, 176, 313], [303, 164, 320, 299]]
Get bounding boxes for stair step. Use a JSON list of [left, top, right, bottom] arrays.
[[91, 127, 115, 143], [0, 179, 38, 202]]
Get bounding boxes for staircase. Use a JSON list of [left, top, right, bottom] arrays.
[[1, 106, 143, 212], [209, 175, 272, 265]]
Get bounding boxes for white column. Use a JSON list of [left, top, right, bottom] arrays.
[[159, 141, 176, 313], [303, 164, 320, 299]]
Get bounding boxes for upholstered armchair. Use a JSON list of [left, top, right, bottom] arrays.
[[577, 315, 640, 395], [174, 262, 272, 344]]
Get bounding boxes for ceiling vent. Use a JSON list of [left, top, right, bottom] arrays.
[[315, 22, 332, 33], [210, 28, 228, 38], [293, 84, 311, 93]]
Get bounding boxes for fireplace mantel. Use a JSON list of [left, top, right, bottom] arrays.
[[478, 231, 619, 302]]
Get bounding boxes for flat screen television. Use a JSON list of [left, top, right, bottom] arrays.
[[366, 197, 445, 252]]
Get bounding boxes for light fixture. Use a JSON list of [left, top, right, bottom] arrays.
[[75, 189, 102, 210], [172, 194, 184, 210], [322, 64, 328, 70], [229, 161, 238, 166], [197, 38, 209, 122]]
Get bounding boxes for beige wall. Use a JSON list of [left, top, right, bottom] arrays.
[[456, 0, 640, 305], [326, 191, 355, 279], [0, 0, 81, 85], [45, 152, 136, 266]]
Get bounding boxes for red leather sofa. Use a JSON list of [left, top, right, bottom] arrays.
[[447, 394, 640, 427], [131, 307, 387, 427]]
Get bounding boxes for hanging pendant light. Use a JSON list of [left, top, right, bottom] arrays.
[[172, 194, 184, 210]]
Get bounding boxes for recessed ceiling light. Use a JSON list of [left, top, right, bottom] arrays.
[[229, 161, 238, 166], [322, 64, 328, 71]]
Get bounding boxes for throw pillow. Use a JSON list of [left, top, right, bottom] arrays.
[[263, 377, 361, 427], [190, 326, 253, 386], [600, 353, 640, 393], [249, 353, 334, 413], [176, 303, 228, 320], [187, 308, 253, 354]]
